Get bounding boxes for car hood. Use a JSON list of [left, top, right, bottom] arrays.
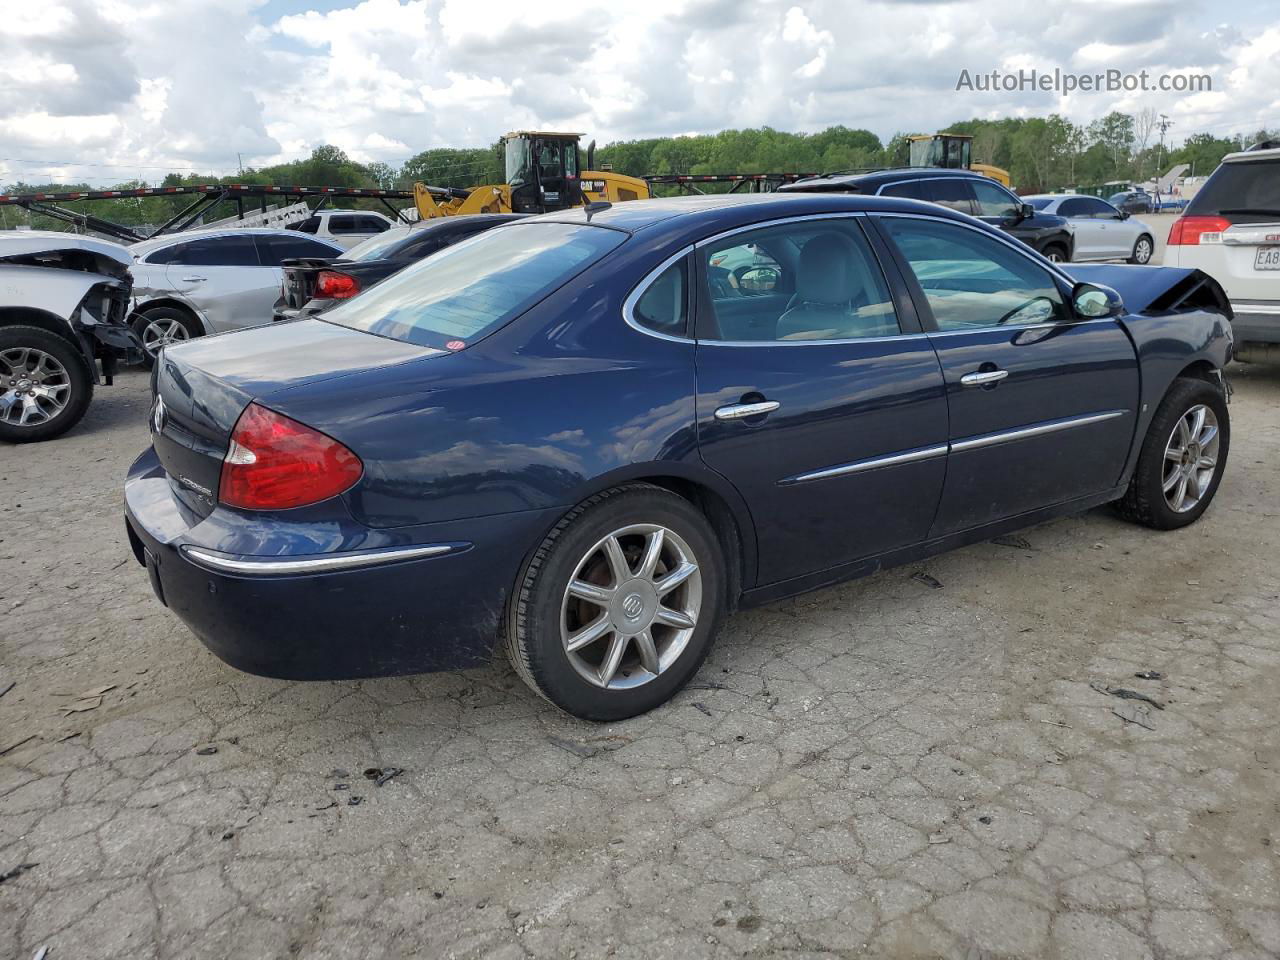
[[0, 230, 132, 266], [1066, 264, 1231, 317]]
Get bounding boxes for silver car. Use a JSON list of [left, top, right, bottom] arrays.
[[129, 228, 342, 360], [1024, 194, 1156, 264]]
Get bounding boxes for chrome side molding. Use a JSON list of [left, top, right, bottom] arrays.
[[182, 542, 459, 576]]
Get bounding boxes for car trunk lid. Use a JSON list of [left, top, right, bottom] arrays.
[[151, 318, 439, 517]]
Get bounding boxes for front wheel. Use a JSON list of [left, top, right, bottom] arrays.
[[0, 325, 93, 443], [1129, 235, 1154, 264], [1042, 243, 1069, 263], [507, 485, 725, 721], [1115, 377, 1229, 529]]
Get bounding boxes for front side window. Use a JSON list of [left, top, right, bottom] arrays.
[[327, 216, 360, 234], [343, 227, 417, 262], [1084, 198, 1121, 218], [1026, 198, 1053, 211], [922, 179, 976, 215], [631, 259, 688, 337], [881, 217, 1067, 331], [505, 138, 533, 187], [700, 219, 899, 342], [971, 181, 1020, 219], [358, 217, 391, 233], [321, 223, 625, 349]]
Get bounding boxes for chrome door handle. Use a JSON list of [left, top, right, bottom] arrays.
[[960, 369, 1009, 387], [714, 400, 780, 421], [180, 276, 207, 282]]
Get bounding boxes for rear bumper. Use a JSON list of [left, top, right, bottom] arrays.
[[124, 446, 559, 679], [1230, 303, 1280, 344]]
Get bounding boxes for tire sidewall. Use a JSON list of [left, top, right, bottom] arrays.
[[1043, 243, 1068, 263], [1137, 379, 1230, 529], [0, 325, 93, 443], [1131, 235, 1153, 264], [515, 488, 725, 721]]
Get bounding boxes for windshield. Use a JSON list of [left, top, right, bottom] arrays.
[[343, 226, 417, 262], [321, 223, 626, 349], [1027, 198, 1053, 210], [505, 138, 533, 187]]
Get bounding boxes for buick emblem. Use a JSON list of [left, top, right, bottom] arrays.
[[622, 593, 644, 620], [151, 396, 165, 435]]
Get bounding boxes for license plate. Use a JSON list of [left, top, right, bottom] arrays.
[[1255, 246, 1280, 270]]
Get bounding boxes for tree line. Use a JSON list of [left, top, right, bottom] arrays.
[[2, 114, 1273, 231]]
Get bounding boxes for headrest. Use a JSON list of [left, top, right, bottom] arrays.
[[795, 232, 864, 305]]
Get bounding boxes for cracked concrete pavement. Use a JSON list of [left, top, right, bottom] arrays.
[[1, 362, 1278, 959]]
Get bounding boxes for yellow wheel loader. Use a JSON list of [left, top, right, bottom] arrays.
[[907, 133, 1012, 187], [414, 132, 651, 219]]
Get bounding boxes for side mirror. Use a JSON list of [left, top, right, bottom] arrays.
[[1072, 282, 1125, 319], [1118, 210, 1130, 220], [1018, 203, 1035, 220]]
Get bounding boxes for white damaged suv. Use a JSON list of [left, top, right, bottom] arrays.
[[1165, 141, 1280, 358], [0, 231, 144, 442]]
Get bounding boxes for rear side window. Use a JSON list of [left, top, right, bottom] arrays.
[[257, 235, 340, 264], [921, 179, 977, 215], [879, 181, 925, 201], [1187, 160, 1280, 222], [631, 259, 688, 337], [164, 235, 261, 267], [321, 223, 626, 349]]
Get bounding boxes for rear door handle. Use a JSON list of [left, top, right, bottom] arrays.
[[180, 276, 207, 282], [714, 400, 780, 421], [960, 369, 1009, 387]]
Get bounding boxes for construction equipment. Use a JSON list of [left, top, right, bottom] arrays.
[[907, 133, 1012, 187], [413, 132, 651, 219]]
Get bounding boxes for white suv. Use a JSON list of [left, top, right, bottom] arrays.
[[1165, 142, 1280, 356], [290, 209, 398, 250]]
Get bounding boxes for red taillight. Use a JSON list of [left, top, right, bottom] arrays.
[[1168, 215, 1231, 246], [315, 270, 360, 299], [218, 403, 362, 511]]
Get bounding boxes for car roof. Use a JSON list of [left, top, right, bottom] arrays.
[[518, 191, 985, 239], [130, 226, 342, 252], [781, 167, 998, 192], [1025, 194, 1094, 201], [311, 208, 392, 218], [0, 230, 132, 265], [1222, 146, 1280, 163]]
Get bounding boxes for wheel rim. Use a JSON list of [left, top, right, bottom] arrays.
[[560, 523, 703, 690], [1162, 403, 1220, 513], [0, 347, 71, 427], [1047, 250, 1064, 262], [140, 316, 189, 357], [1136, 239, 1152, 263]]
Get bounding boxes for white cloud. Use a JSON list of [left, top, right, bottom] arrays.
[[0, 0, 1275, 187]]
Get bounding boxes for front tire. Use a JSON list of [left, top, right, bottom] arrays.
[[1129, 234, 1154, 264], [507, 485, 726, 721], [0, 325, 93, 443], [1116, 377, 1229, 529]]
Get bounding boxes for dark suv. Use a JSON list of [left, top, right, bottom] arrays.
[[779, 169, 1075, 262]]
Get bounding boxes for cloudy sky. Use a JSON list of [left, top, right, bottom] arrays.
[[1, 0, 1276, 186]]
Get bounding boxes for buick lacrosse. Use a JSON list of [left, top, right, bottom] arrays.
[[125, 193, 1233, 719]]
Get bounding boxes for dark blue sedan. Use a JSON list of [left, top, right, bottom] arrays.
[[125, 193, 1233, 720]]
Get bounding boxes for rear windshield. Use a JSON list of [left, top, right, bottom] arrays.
[[1026, 198, 1053, 210], [1187, 159, 1280, 222], [320, 222, 626, 348], [343, 226, 417, 262]]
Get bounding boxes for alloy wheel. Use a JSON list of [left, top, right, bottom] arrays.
[[1162, 403, 1220, 513], [0, 347, 71, 428], [560, 523, 702, 690], [1135, 238, 1153, 263], [139, 316, 190, 357]]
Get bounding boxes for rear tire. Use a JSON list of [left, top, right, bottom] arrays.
[[132, 306, 201, 367], [1115, 377, 1229, 530], [1042, 242, 1069, 263], [507, 484, 726, 721], [1128, 234, 1154, 264], [0, 325, 93, 443]]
